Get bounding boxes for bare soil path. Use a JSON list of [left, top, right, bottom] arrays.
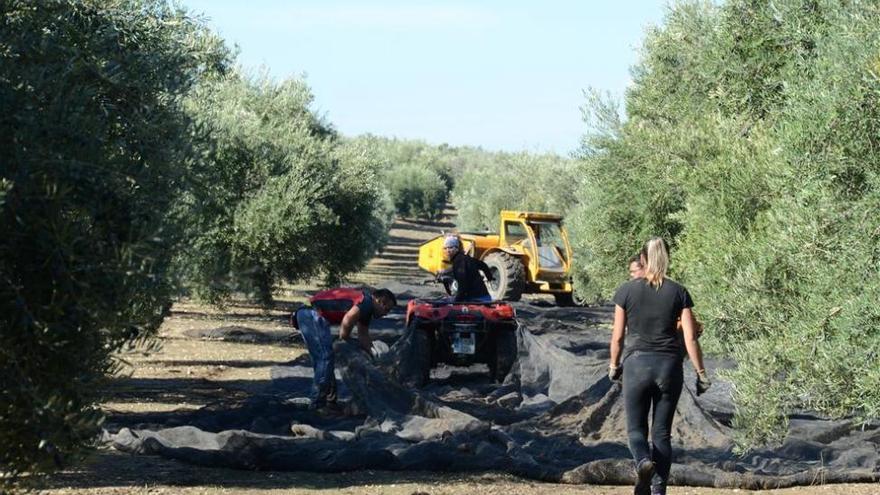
[[38, 211, 878, 495]]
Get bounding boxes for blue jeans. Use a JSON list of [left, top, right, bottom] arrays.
[[296, 308, 336, 406]]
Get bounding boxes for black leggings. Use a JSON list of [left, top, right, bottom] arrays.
[[622, 351, 684, 488]]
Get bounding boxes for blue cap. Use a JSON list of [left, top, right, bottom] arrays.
[[443, 235, 461, 249]]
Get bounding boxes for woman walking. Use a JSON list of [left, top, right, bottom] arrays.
[[608, 238, 711, 495]]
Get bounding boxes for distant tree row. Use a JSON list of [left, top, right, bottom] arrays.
[[344, 135, 530, 221], [348, 135, 579, 228], [452, 151, 579, 231]]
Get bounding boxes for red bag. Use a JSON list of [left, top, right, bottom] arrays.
[[311, 288, 366, 324], [290, 288, 368, 328]]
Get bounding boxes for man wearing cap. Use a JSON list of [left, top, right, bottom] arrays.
[[439, 235, 495, 302]]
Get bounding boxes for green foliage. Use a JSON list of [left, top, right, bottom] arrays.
[[386, 164, 447, 219], [344, 135, 569, 223], [453, 152, 579, 231], [572, 0, 880, 447], [345, 135, 455, 219], [0, 0, 228, 481], [176, 73, 392, 304]]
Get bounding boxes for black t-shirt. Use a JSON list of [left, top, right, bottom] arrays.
[[355, 289, 375, 325], [450, 252, 493, 301], [612, 278, 693, 357]]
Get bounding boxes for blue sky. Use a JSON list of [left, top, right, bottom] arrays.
[[182, 1, 668, 155]]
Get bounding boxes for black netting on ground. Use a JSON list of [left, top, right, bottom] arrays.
[[107, 294, 880, 489]]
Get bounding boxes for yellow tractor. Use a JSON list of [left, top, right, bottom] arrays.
[[418, 210, 575, 305]]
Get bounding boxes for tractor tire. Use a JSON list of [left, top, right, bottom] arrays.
[[554, 292, 576, 307], [484, 252, 525, 302], [490, 329, 518, 383]]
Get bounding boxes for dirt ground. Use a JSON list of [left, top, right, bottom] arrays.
[[38, 213, 879, 495]]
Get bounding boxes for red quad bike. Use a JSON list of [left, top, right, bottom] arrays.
[[405, 298, 518, 386]]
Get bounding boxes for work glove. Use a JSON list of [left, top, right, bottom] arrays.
[[371, 341, 390, 360], [436, 274, 455, 296], [608, 364, 622, 382], [435, 268, 453, 283], [696, 369, 712, 396]]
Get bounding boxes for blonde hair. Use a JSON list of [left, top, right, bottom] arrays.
[[643, 237, 669, 288]]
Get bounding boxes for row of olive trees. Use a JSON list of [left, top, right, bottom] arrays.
[[344, 136, 581, 226], [568, 0, 880, 448], [345, 135, 535, 221], [438, 0, 880, 451], [174, 75, 392, 305], [346, 135, 452, 219], [0, 0, 391, 483], [452, 151, 579, 231], [0, 0, 229, 481]]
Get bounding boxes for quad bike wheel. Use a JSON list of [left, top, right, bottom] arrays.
[[489, 329, 517, 383], [406, 319, 433, 387]]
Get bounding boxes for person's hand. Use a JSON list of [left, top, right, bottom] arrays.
[[436, 274, 454, 295], [696, 369, 711, 396], [608, 364, 622, 382]]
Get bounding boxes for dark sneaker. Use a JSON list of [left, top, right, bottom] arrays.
[[650, 485, 666, 495], [634, 458, 655, 495]]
